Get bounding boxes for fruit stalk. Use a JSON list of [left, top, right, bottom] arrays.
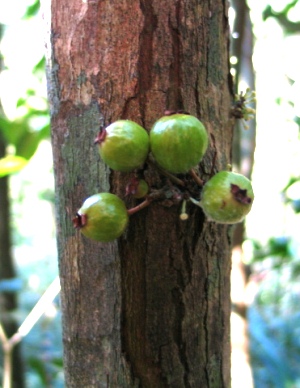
[[179, 200, 189, 220], [127, 198, 151, 216], [189, 168, 204, 186], [148, 155, 186, 187]]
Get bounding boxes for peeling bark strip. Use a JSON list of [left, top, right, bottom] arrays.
[[48, 0, 233, 386]]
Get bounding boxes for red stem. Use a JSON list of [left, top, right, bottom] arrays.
[[148, 156, 186, 187], [127, 198, 151, 216], [189, 168, 204, 186]]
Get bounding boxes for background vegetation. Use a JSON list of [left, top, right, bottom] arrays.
[[0, 0, 300, 386]]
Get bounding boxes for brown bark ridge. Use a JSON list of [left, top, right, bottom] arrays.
[[46, 0, 234, 386]]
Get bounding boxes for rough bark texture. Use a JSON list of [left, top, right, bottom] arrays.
[[46, 0, 233, 386]]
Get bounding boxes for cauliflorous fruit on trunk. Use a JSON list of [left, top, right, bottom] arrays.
[[200, 171, 254, 224], [125, 177, 149, 198], [73, 193, 129, 242], [95, 120, 149, 172], [149, 114, 208, 173]]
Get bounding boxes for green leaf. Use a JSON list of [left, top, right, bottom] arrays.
[[16, 97, 27, 108], [27, 356, 48, 385], [0, 116, 32, 146], [282, 176, 300, 193], [0, 155, 28, 177], [33, 57, 46, 74], [15, 124, 50, 160], [22, 0, 40, 19], [292, 199, 300, 213], [51, 357, 63, 368], [262, 1, 300, 35], [0, 114, 50, 160]]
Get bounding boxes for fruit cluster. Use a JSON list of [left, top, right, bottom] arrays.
[[73, 113, 254, 242]]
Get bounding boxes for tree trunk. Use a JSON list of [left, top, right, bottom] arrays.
[[46, 0, 233, 386]]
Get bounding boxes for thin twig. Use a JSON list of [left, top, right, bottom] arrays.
[[0, 322, 8, 345], [127, 198, 151, 215], [189, 168, 204, 186], [147, 155, 186, 187], [17, 276, 61, 339]]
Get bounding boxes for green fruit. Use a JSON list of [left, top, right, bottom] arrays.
[[150, 114, 208, 173], [133, 179, 149, 198], [95, 120, 149, 172], [73, 193, 129, 242], [126, 177, 149, 198], [200, 171, 254, 224]]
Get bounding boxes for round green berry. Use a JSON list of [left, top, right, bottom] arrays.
[[150, 114, 208, 173], [74, 193, 129, 242], [200, 171, 254, 224], [95, 120, 149, 172], [126, 177, 149, 199]]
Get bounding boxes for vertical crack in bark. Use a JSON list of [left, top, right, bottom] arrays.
[[202, 223, 230, 388], [191, 209, 206, 255], [217, 227, 225, 388], [121, 96, 138, 120], [167, 1, 184, 111], [183, 240, 193, 286], [138, 0, 158, 126], [203, 256, 211, 387], [194, 71, 202, 119], [169, 240, 192, 387], [171, 287, 191, 388], [205, 0, 212, 88], [120, 212, 165, 387], [203, 223, 215, 387]]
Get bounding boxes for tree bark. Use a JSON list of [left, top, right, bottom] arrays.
[[46, 0, 233, 386]]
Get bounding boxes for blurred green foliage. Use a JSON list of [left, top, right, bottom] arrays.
[[263, 0, 300, 34], [245, 1, 300, 387], [0, 84, 49, 175], [22, 0, 40, 20], [0, 155, 28, 177], [0, 0, 49, 177], [249, 306, 300, 388], [282, 176, 300, 213], [0, 0, 63, 387], [249, 234, 300, 387]]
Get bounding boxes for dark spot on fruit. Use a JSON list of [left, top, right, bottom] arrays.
[[231, 184, 252, 205]]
